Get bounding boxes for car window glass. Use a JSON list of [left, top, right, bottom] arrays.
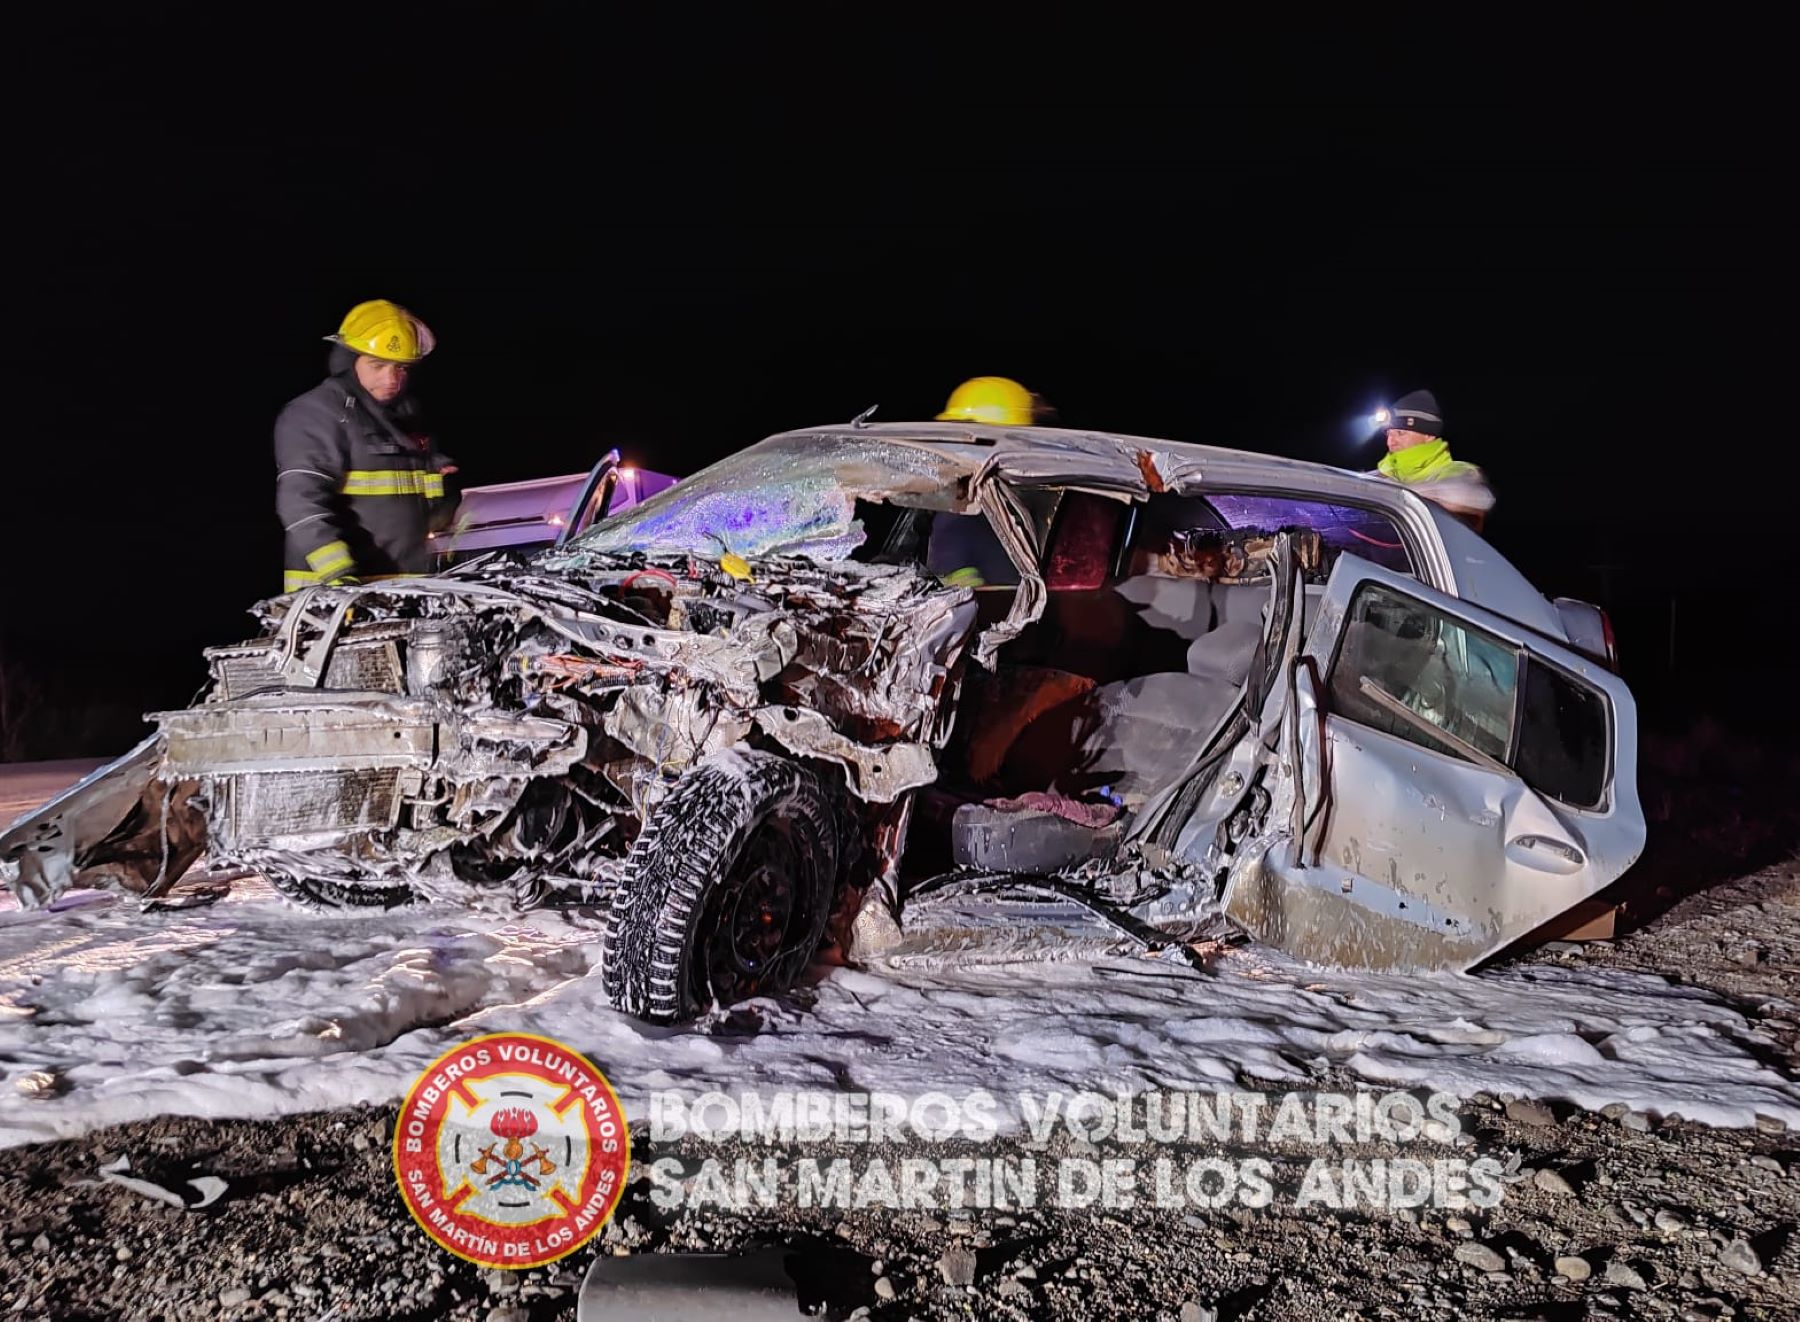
[[1327, 583, 1613, 809], [851, 501, 931, 566], [1131, 495, 1226, 550], [1327, 583, 1517, 763], [1515, 660, 1609, 809], [1209, 493, 1413, 574], [570, 432, 969, 562]]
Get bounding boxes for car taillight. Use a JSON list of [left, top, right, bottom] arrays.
[[1599, 607, 1618, 669]]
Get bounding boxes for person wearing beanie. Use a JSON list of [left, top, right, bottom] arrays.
[[1371, 389, 1495, 533]]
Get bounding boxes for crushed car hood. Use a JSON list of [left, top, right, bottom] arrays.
[[0, 551, 981, 912]]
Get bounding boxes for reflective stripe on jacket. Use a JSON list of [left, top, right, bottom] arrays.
[[274, 372, 457, 592]]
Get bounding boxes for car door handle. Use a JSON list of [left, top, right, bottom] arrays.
[[1505, 833, 1586, 875]]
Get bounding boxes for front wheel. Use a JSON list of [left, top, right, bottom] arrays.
[[602, 753, 839, 1024]]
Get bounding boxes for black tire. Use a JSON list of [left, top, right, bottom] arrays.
[[603, 752, 839, 1024]]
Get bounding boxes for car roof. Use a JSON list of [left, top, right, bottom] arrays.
[[770, 420, 1370, 485], [767, 422, 1564, 640]]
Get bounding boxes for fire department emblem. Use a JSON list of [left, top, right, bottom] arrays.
[[393, 1032, 630, 1268]]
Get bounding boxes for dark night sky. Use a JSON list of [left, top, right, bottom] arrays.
[[2, 7, 1785, 756]]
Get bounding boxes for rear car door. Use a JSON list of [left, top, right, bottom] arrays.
[[1225, 555, 1644, 971]]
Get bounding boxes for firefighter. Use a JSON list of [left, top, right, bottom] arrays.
[[923, 377, 1046, 589], [936, 375, 1054, 427], [1372, 389, 1495, 533], [274, 300, 459, 591]]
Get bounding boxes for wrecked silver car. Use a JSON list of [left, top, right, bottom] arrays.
[[0, 424, 1643, 1022]]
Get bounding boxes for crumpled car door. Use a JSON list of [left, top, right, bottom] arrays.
[[1224, 553, 1645, 972]]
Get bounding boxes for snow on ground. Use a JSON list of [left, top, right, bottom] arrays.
[[3, 879, 1797, 1149]]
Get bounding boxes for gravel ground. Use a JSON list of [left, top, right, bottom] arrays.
[[4, 731, 1799, 1321]]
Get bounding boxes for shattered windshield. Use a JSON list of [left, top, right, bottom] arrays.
[[563, 432, 973, 562]]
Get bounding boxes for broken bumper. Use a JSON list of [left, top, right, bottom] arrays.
[[154, 693, 586, 851]]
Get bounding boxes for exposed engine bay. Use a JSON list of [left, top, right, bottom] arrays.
[[3, 552, 976, 919]]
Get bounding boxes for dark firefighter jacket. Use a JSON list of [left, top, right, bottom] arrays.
[[274, 349, 458, 592]]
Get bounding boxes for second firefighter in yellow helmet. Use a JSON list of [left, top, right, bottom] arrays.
[[937, 376, 1039, 427]]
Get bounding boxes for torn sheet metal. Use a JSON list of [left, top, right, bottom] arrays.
[[1, 533, 979, 913], [1, 738, 163, 905], [877, 872, 1230, 972], [603, 683, 756, 816], [157, 696, 440, 773], [976, 429, 1157, 494], [971, 479, 1049, 669], [753, 706, 934, 803]]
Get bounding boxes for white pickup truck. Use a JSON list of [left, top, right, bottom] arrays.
[[430, 449, 679, 566]]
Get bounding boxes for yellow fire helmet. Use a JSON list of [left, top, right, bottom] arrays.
[[936, 376, 1036, 426], [326, 299, 437, 364]]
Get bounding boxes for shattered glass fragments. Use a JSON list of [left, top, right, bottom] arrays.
[[559, 432, 974, 563]]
